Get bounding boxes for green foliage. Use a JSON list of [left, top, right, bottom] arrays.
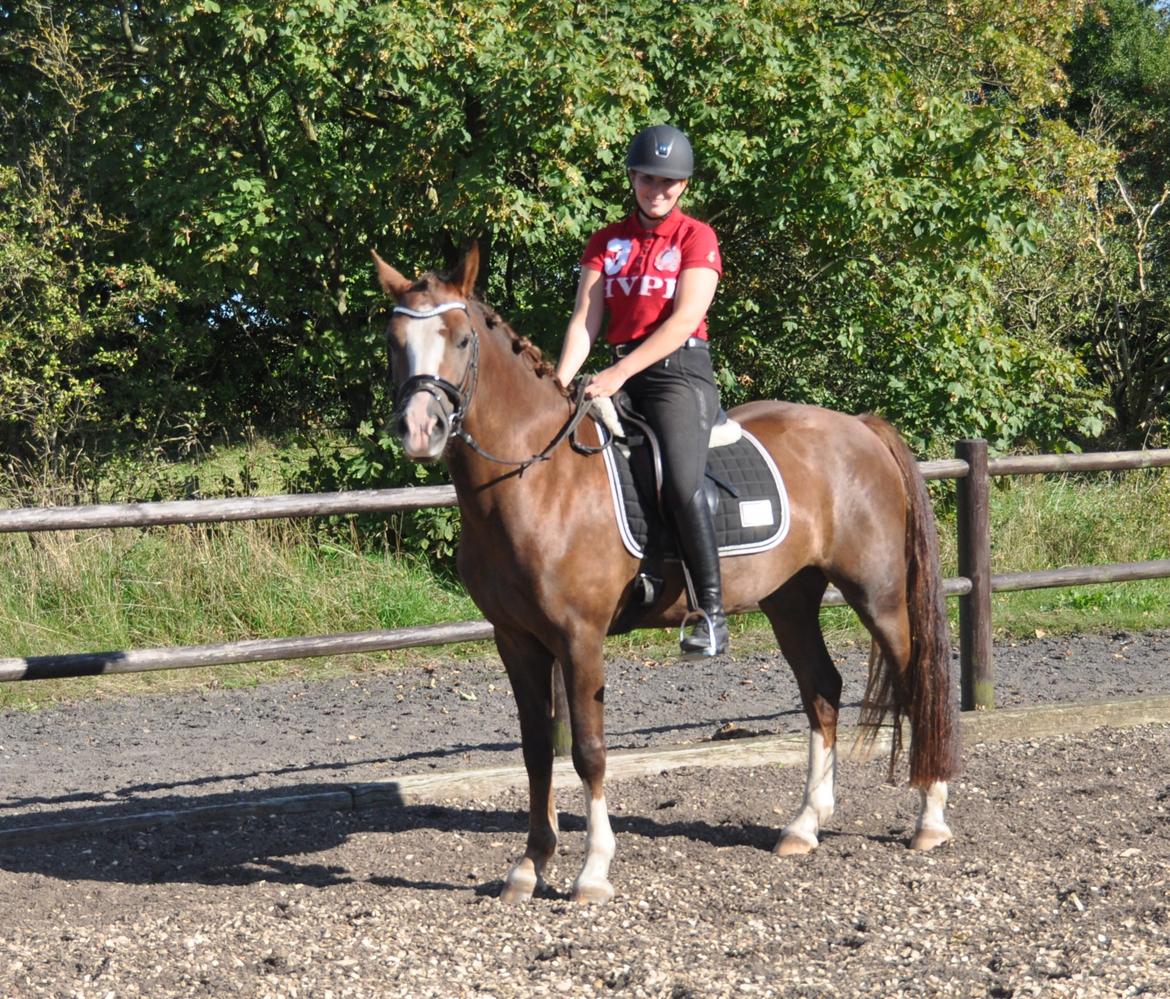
[[1, 0, 1159, 477], [1052, 0, 1170, 445], [1066, 0, 1170, 192], [280, 425, 460, 570], [685, 7, 1106, 450], [0, 166, 179, 482]]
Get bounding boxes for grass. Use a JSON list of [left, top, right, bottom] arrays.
[[0, 518, 482, 709], [0, 450, 1167, 710], [964, 468, 1170, 638]]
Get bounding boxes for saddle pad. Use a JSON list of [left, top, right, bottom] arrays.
[[600, 423, 790, 560]]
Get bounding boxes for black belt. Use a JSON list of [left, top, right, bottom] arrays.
[[611, 337, 708, 359]]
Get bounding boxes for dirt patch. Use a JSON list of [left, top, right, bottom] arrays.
[[0, 630, 1167, 996], [1, 629, 1167, 827]]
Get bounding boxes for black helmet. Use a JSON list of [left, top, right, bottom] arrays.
[[626, 124, 694, 180]]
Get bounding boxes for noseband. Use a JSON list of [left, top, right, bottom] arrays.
[[391, 299, 609, 471]]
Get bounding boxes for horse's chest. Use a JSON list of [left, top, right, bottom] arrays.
[[455, 525, 544, 605]]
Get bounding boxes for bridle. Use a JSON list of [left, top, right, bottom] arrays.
[[392, 300, 480, 444], [391, 299, 609, 472]]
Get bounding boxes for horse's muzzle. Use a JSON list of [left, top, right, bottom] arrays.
[[398, 389, 451, 461]]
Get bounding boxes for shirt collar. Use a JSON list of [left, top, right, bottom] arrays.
[[627, 209, 686, 240]]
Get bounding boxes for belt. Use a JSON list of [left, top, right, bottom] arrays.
[[611, 337, 708, 359]]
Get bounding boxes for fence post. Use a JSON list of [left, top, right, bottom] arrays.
[[956, 438, 994, 710], [551, 661, 573, 757]]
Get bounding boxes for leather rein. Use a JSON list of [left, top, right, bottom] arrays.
[[391, 300, 610, 472]]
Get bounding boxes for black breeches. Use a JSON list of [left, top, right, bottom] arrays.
[[623, 346, 720, 510]]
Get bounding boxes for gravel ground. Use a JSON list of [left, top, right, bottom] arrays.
[[0, 630, 1167, 996]]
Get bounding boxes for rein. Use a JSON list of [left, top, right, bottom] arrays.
[[392, 301, 611, 473]]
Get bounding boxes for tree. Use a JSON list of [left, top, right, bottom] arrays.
[[0, 8, 177, 487], [0, 0, 1125, 480], [1056, 0, 1170, 444], [666, 2, 1106, 450]]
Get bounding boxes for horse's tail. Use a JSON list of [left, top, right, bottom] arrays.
[[857, 414, 959, 787]]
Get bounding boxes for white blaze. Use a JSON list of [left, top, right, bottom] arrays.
[[402, 315, 447, 379], [396, 315, 451, 458]]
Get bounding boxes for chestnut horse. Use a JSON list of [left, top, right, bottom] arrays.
[[373, 244, 958, 903]]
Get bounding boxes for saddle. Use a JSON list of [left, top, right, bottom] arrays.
[[589, 394, 790, 631]]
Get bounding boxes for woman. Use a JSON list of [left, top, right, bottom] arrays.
[[555, 124, 728, 657]]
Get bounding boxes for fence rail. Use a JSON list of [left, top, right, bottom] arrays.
[[2, 443, 1169, 709], [0, 486, 459, 533]]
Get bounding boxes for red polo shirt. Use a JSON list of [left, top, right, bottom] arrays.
[[580, 210, 722, 346]]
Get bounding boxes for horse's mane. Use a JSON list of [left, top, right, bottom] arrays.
[[477, 302, 568, 395], [414, 273, 569, 398]]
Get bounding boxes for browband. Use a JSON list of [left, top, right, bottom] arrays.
[[392, 302, 469, 319]]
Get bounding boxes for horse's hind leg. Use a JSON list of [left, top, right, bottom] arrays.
[[760, 569, 842, 856], [495, 628, 559, 903], [850, 587, 954, 851]]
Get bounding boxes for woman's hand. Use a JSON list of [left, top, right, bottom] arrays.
[[584, 364, 629, 399]]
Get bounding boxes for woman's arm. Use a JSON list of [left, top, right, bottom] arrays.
[[555, 268, 606, 387], [584, 266, 719, 399]]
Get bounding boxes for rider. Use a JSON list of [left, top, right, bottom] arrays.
[[555, 124, 728, 658]]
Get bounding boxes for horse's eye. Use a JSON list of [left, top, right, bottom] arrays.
[[457, 334, 471, 350]]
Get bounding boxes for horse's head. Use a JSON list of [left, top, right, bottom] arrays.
[[372, 244, 480, 461]]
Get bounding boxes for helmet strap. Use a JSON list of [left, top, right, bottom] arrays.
[[636, 206, 675, 227]]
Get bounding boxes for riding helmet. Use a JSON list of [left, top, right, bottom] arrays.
[[626, 124, 694, 180]]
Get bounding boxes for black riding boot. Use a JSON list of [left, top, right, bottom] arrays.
[[675, 490, 729, 658]]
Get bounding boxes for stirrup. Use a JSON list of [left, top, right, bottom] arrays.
[[678, 608, 728, 659]]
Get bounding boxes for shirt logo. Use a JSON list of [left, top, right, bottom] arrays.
[[605, 275, 678, 299], [603, 238, 632, 276], [655, 246, 681, 273]]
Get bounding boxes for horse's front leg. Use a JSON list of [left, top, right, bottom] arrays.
[[496, 629, 558, 903], [560, 635, 615, 903], [776, 726, 837, 855]]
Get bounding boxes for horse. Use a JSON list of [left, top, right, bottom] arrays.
[[372, 243, 959, 904]]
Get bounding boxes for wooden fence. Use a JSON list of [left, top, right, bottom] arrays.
[[1, 441, 1168, 710]]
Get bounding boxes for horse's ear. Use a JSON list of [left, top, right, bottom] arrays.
[[449, 241, 479, 299], [371, 249, 413, 298]]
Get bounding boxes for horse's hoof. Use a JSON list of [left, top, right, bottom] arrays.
[[499, 882, 534, 904], [570, 878, 615, 904], [774, 830, 818, 856], [910, 826, 953, 851], [500, 867, 537, 903]]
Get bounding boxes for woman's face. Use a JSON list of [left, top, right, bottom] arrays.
[[630, 170, 688, 222]]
